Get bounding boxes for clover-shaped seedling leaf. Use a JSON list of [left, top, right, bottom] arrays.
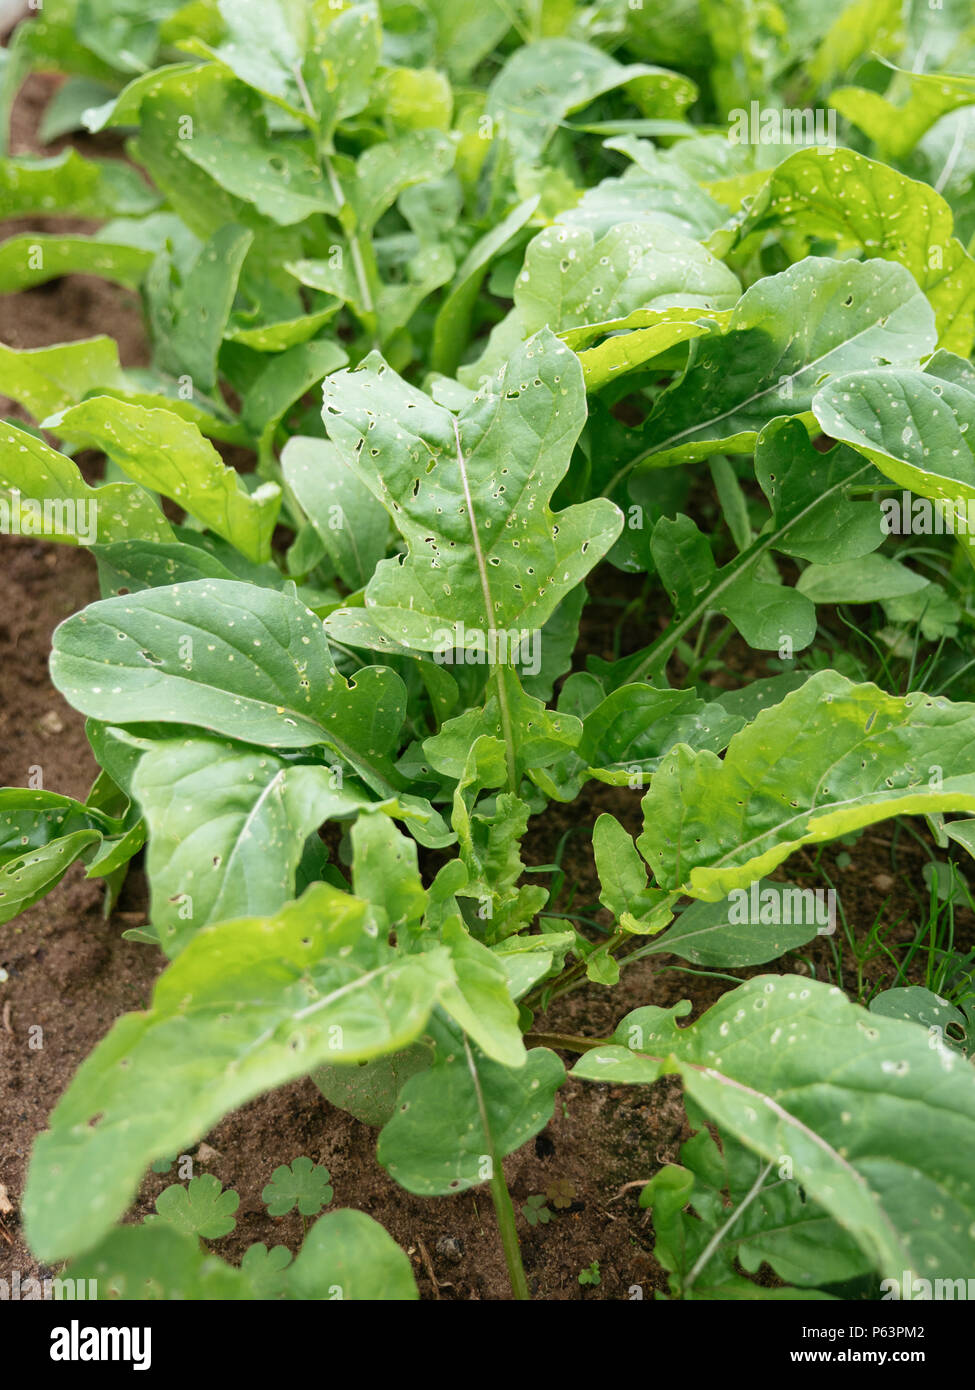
[[240, 1242, 292, 1298], [578, 1260, 600, 1286], [521, 1194, 552, 1228], [262, 1157, 333, 1217], [153, 1174, 239, 1240], [545, 1178, 576, 1210], [151, 1154, 177, 1175]]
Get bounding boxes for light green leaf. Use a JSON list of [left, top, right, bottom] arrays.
[[832, 67, 975, 161], [0, 148, 159, 218], [634, 257, 936, 469], [288, 1209, 418, 1301], [322, 328, 623, 652], [573, 976, 975, 1283], [0, 233, 153, 292], [593, 813, 668, 927], [0, 424, 174, 547], [728, 147, 975, 356], [281, 436, 388, 590], [24, 883, 456, 1260], [46, 399, 280, 564], [0, 336, 124, 422], [153, 1174, 239, 1239], [378, 1038, 564, 1194], [639, 670, 975, 899]]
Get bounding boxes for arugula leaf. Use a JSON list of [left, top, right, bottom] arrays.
[[573, 976, 975, 1284], [726, 147, 975, 356], [0, 424, 174, 547], [323, 328, 623, 653], [45, 399, 280, 564], [639, 671, 975, 899], [50, 579, 408, 791], [24, 883, 456, 1260], [629, 257, 936, 471]]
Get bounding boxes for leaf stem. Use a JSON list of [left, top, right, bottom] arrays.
[[681, 1158, 775, 1296], [291, 62, 377, 333], [523, 1032, 610, 1052], [463, 1037, 530, 1300]]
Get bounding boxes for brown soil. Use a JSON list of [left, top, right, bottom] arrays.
[[1, 68, 973, 1303]]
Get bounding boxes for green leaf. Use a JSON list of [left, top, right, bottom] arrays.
[[0, 424, 174, 547], [643, 1127, 863, 1298], [870, 986, 971, 1056], [322, 328, 623, 653], [0, 149, 159, 218], [262, 1157, 333, 1217], [0, 787, 112, 925], [281, 436, 388, 589], [312, 1041, 436, 1127], [634, 257, 936, 469], [148, 223, 254, 392], [593, 813, 670, 928], [643, 884, 825, 967], [813, 368, 975, 522], [438, 916, 526, 1067], [0, 336, 124, 422], [431, 196, 539, 376], [797, 554, 928, 604], [153, 1174, 240, 1239], [727, 147, 975, 356], [0, 233, 153, 292], [464, 219, 739, 385], [638, 670, 975, 899], [572, 976, 975, 1284], [132, 735, 381, 954], [46, 398, 280, 564], [652, 513, 816, 653], [172, 69, 334, 225], [240, 1241, 292, 1297], [487, 39, 696, 163], [287, 1209, 418, 1301], [24, 883, 456, 1260], [378, 1037, 564, 1195], [832, 67, 975, 161], [50, 579, 409, 791], [65, 1224, 251, 1299]]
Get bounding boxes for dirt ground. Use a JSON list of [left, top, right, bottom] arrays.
[[1, 71, 972, 1301]]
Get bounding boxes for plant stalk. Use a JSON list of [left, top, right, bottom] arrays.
[[464, 1037, 530, 1299]]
